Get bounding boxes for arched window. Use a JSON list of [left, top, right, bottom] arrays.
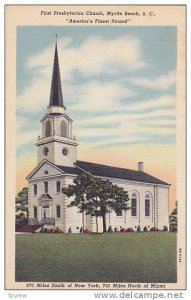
[[60, 120, 68, 137], [43, 147, 49, 156], [45, 120, 51, 137], [145, 193, 151, 217], [131, 192, 137, 217]]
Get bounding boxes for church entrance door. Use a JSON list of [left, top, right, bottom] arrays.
[[42, 206, 50, 219]]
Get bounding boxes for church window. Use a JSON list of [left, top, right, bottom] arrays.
[[145, 194, 151, 217], [131, 193, 137, 217], [62, 147, 68, 156], [44, 181, 48, 193], [34, 206, 37, 218], [56, 181, 61, 193], [45, 120, 51, 137], [60, 120, 68, 137], [56, 205, 61, 218], [33, 184, 37, 196], [44, 170, 49, 175], [43, 147, 49, 156]]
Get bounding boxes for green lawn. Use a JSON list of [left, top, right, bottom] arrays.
[[15, 232, 177, 283]]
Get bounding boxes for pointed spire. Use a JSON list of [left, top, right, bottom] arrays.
[[49, 36, 65, 108]]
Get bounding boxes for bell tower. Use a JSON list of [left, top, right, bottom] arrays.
[[36, 38, 78, 167]]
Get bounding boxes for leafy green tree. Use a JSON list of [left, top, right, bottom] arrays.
[[63, 172, 130, 233], [15, 187, 29, 224], [169, 201, 177, 232], [171, 201, 177, 216]]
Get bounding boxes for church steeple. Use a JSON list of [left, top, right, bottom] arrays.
[[49, 37, 65, 109], [36, 36, 78, 167]]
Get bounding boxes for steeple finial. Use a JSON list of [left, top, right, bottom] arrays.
[[49, 37, 65, 109]]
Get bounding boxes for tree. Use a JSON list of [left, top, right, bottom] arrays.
[[171, 201, 177, 216], [63, 172, 130, 233], [15, 187, 29, 224], [169, 201, 177, 232]]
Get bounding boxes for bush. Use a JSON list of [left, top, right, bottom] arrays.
[[54, 227, 63, 233], [143, 226, 148, 232], [150, 227, 160, 232], [41, 227, 63, 233], [171, 226, 177, 232], [120, 228, 126, 232], [108, 225, 113, 232], [83, 229, 91, 234], [163, 226, 168, 231], [68, 227, 72, 233], [137, 225, 141, 232], [15, 214, 28, 230], [126, 228, 135, 232]]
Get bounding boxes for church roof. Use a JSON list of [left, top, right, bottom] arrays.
[[56, 165, 81, 175], [56, 160, 169, 186], [49, 41, 65, 108]]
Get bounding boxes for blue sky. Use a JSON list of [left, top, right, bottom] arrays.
[[16, 26, 177, 163]]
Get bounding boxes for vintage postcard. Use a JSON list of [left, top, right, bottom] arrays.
[[5, 5, 186, 290]]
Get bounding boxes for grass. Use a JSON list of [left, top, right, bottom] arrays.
[[15, 232, 177, 283]]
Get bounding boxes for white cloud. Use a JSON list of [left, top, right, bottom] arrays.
[[68, 81, 136, 110], [76, 94, 176, 128], [17, 79, 50, 111], [27, 38, 72, 79], [128, 70, 176, 90], [85, 135, 148, 148], [18, 35, 144, 112], [17, 116, 28, 131], [73, 93, 176, 145], [17, 78, 135, 112], [17, 35, 176, 151], [27, 35, 146, 79], [127, 95, 176, 112], [16, 116, 39, 149], [16, 131, 38, 149]]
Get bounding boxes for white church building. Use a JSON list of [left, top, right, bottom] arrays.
[[26, 42, 170, 233]]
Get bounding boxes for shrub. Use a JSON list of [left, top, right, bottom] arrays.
[[163, 226, 168, 231], [68, 227, 72, 233], [137, 225, 141, 232], [143, 226, 148, 232], [171, 226, 177, 232], [54, 227, 63, 233], [41, 227, 63, 233], [120, 228, 126, 232], [83, 229, 91, 234], [108, 225, 113, 232], [126, 228, 134, 232], [150, 227, 160, 232]]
